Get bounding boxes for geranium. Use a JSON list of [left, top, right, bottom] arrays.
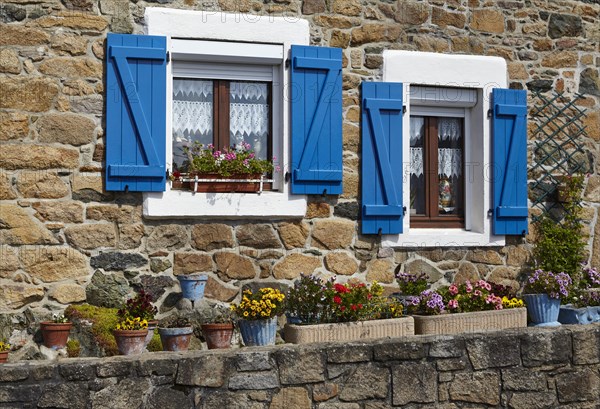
[[442, 280, 504, 312], [396, 272, 429, 296], [117, 290, 157, 322], [231, 288, 285, 321], [524, 269, 572, 300], [185, 141, 275, 177]]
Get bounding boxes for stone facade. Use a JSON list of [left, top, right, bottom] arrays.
[[1, 324, 599, 408], [0, 0, 599, 320]]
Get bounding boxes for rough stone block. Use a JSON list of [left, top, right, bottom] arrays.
[[191, 223, 234, 251], [507, 392, 557, 409], [228, 371, 279, 390], [448, 371, 500, 405], [428, 337, 465, 358], [0, 385, 42, 404], [571, 326, 600, 365], [277, 348, 326, 384], [235, 351, 274, 372], [327, 344, 371, 363], [20, 247, 87, 283], [91, 378, 150, 409], [520, 330, 572, 367], [391, 362, 437, 405], [556, 369, 600, 403], [339, 364, 389, 401], [466, 335, 521, 369], [0, 366, 29, 382], [176, 356, 225, 387], [145, 386, 191, 409], [374, 340, 427, 361], [59, 363, 95, 381], [136, 358, 178, 377], [96, 360, 133, 378], [37, 383, 88, 409], [501, 367, 547, 391]]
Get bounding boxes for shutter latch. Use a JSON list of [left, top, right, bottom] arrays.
[[285, 171, 291, 183], [487, 109, 492, 118], [402, 206, 407, 215], [285, 58, 291, 69], [402, 106, 407, 115], [487, 209, 493, 218], [166, 51, 171, 63]]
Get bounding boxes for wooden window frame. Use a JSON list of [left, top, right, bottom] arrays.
[[410, 116, 465, 229]]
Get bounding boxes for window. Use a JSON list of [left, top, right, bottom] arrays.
[[362, 51, 528, 247], [409, 115, 465, 228]]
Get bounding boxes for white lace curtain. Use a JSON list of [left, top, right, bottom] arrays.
[[438, 118, 461, 141], [172, 79, 213, 137], [230, 82, 269, 159], [410, 148, 462, 178]]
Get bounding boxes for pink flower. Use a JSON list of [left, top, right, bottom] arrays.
[[449, 285, 458, 295], [474, 290, 482, 297], [448, 300, 459, 309], [465, 282, 473, 293], [275, 165, 281, 172]]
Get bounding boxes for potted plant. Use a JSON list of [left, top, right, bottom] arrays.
[[230, 287, 285, 346], [158, 316, 194, 352], [184, 141, 277, 192], [407, 280, 526, 335], [200, 306, 235, 350], [559, 266, 600, 324], [522, 269, 572, 326], [283, 275, 413, 344], [118, 290, 158, 348], [113, 317, 148, 355], [0, 339, 10, 363], [40, 313, 73, 350]]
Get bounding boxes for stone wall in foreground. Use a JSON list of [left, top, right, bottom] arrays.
[[0, 0, 599, 330], [1, 324, 599, 408]]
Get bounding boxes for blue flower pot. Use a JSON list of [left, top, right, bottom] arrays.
[[177, 274, 208, 302], [238, 317, 277, 346], [523, 293, 561, 327], [558, 305, 600, 325]]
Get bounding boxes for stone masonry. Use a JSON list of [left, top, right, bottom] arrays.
[[0, 0, 599, 327], [1, 324, 599, 408]]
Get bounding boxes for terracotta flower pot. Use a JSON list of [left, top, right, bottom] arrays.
[[40, 322, 73, 350], [201, 323, 234, 349], [158, 327, 193, 352], [113, 329, 148, 355], [144, 320, 158, 348], [0, 351, 8, 363]]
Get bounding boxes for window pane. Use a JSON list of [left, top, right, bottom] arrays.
[[229, 81, 269, 159], [437, 117, 463, 216], [409, 116, 426, 216], [172, 78, 213, 171]]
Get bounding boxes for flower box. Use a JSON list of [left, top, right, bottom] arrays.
[[187, 173, 270, 193], [413, 308, 527, 335], [558, 305, 600, 325], [283, 317, 415, 344]]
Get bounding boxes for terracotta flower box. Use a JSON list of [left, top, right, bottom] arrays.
[[283, 316, 415, 344], [413, 308, 527, 335]]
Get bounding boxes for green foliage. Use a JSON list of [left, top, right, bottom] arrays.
[[66, 340, 80, 358], [534, 174, 586, 275], [185, 141, 275, 176], [146, 329, 162, 352], [65, 304, 119, 356]]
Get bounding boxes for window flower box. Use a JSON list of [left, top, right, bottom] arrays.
[[186, 173, 270, 193], [413, 308, 527, 335], [283, 316, 415, 344]]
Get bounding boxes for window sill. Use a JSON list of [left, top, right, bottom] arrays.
[[382, 229, 505, 248], [143, 190, 307, 219]]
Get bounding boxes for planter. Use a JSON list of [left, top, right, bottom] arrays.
[[0, 351, 8, 363], [171, 180, 185, 190], [413, 308, 527, 335], [177, 274, 208, 302], [201, 323, 234, 349], [238, 317, 277, 347], [158, 327, 193, 351], [113, 329, 148, 355], [284, 317, 415, 344], [144, 320, 158, 348], [189, 173, 267, 193], [40, 322, 73, 349], [558, 305, 600, 325], [523, 294, 561, 327]]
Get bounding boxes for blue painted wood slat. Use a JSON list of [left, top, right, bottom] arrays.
[[106, 33, 167, 192], [290, 45, 343, 195], [361, 82, 404, 235], [492, 88, 528, 235]]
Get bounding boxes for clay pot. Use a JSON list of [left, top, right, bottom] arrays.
[[201, 323, 234, 349], [40, 322, 73, 350], [158, 327, 193, 352], [113, 329, 148, 355], [144, 320, 158, 348], [0, 351, 8, 363]]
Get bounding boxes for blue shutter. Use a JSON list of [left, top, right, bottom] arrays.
[[290, 45, 343, 195], [361, 82, 404, 235], [492, 88, 528, 235], [106, 33, 167, 192]]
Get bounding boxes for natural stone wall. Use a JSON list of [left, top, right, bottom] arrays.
[[1, 324, 599, 408], [0, 0, 599, 326]]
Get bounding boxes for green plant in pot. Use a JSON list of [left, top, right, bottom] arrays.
[[113, 317, 149, 355], [199, 306, 235, 350], [522, 269, 572, 327], [40, 313, 73, 350], [117, 290, 158, 349], [158, 315, 193, 352]]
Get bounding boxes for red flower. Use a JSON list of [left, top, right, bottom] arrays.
[[333, 296, 342, 304], [340, 306, 346, 311], [334, 283, 349, 293], [358, 304, 363, 309], [350, 304, 357, 311]]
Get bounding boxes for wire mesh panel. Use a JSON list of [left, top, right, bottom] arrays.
[[528, 92, 589, 222]]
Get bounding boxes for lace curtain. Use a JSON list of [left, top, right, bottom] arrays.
[[172, 79, 213, 137], [410, 116, 424, 144], [410, 148, 462, 178], [438, 118, 461, 141], [229, 82, 269, 159]]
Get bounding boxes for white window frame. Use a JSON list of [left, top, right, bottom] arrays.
[[382, 51, 508, 247], [143, 8, 309, 218]]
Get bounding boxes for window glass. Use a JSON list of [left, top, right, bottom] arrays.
[[410, 116, 425, 216], [437, 117, 463, 217], [172, 78, 213, 171], [229, 81, 270, 160]]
